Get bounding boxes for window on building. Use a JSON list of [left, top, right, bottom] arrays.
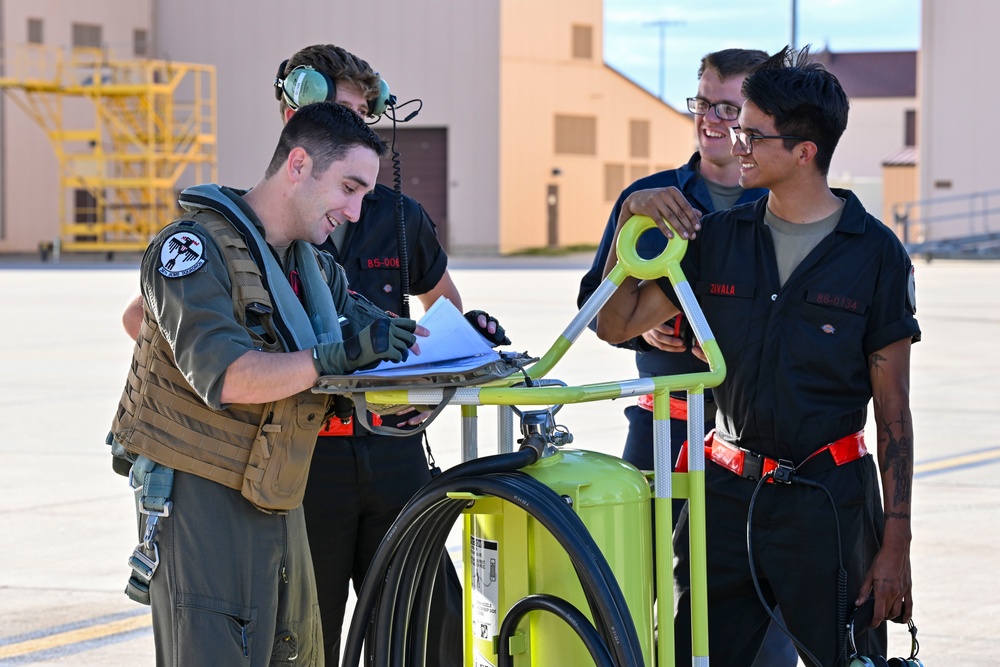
[[72, 23, 102, 49], [27, 18, 43, 44], [555, 115, 597, 155], [630, 119, 650, 159], [604, 164, 625, 202], [904, 109, 916, 147], [630, 165, 650, 183], [134, 29, 149, 57], [572, 25, 593, 59]]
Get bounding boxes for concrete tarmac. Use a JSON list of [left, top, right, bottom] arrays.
[[0, 253, 996, 665]]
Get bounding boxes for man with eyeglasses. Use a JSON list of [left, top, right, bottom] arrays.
[[579, 49, 767, 475], [596, 47, 918, 667], [578, 47, 796, 667]]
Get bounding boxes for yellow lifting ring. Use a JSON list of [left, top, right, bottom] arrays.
[[615, 214, 688, 281]]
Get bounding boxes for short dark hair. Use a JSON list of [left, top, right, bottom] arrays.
[[264, 101, 387, 179], [698, 48, 770, 80], [278, 44, 381, 118], [741, 45, 849, 176]]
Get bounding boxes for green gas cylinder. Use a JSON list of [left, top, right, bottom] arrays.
[[462, 449, 654, 667]]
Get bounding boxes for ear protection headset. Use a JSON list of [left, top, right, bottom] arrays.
[[847, 599, 924, 667], [849, 651, 924, 666], [273, 59, 395, 118]]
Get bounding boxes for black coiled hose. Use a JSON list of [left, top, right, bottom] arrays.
[[340, 446, 645, 667], [746, 471, 848, 667], [389, 117, 410, 319], [343, 448, 538, 667], [377, 96, 422, 319], [498, 594, 614, 667]]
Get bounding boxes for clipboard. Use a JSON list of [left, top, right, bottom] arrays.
[[312, 350, 536, 436], [314, 349, 536, 395]]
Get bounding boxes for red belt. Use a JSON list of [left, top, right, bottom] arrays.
[[317, 413, 382, 437], [637, 393, 689, 420], [710, 430, 867, 482]]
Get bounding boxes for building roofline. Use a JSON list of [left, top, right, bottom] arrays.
[[603, 62, 691, 121]]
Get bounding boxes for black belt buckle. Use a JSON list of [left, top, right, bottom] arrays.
[[741, 450, 764, 481], [772, 459, 796, 484]]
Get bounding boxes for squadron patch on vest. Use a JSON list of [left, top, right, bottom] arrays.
[[158, 231, 206, 277]]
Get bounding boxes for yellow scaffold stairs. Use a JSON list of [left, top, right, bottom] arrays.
[[0, 44, 217, 257]]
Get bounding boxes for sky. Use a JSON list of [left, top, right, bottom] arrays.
[[603, 0, 921, 110]]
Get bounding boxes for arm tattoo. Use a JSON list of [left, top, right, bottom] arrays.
[[884, 511, 911, 521], [882, 411, 913, 508], [869, 351, 887, 375]]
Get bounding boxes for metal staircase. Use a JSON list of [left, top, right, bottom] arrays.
[[0, 44, 217, 257]]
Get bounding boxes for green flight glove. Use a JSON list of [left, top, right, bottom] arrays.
[[312, 317, 417, 375]]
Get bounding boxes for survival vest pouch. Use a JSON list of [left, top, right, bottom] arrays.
[[314, 350, 536, 437], [107, 430, 136, 477]]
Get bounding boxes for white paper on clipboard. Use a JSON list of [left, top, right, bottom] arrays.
[[353, 297, 500, 377]]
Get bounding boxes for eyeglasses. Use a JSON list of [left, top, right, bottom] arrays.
[[686, 97, 741, 121], [729, 126, 808, 155]]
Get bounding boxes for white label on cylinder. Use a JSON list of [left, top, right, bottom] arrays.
[[470, 535, 499, 642], [473, 647, 497, 667]]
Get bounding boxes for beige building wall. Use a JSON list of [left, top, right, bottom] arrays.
[[153, 0, 501, 256], [498, 0, 692, 253], [828, 97, 915, 220], [920, 0, 997, 240], [1, 0, 692, 256], [830, 98, 914, 182], [883, 164, 919, 240], [160, 0, 692, 256], [0, 0, 153, 253]]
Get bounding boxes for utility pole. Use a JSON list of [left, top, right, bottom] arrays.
[[790, 0, 798, 49], [644, 19, 684, 101]]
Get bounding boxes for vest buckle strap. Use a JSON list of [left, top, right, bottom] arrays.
[[124, 456, 175, 605], [128, 542, 158, 581], [125, 540, 159, 605]]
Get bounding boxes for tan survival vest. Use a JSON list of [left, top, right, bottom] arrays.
[[111, 211, 331, 512]]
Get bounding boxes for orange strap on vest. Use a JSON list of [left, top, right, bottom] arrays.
[[318, 413, 382, 437], [637, 393, 689, 421]]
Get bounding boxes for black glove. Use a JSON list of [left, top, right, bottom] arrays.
[[464, 310, 511, 347], [313, 317, 417, 374]]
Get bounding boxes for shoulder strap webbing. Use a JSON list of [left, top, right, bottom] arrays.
[[294, 242, 343, 344], [178, 185, 339, 351]]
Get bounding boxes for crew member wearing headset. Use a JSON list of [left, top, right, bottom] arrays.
[[596, 47, 918, 666], [272, 44, 507, 665]]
